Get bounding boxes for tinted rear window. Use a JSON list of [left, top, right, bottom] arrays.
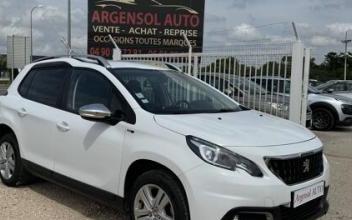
[[20, 67, 68, 107]]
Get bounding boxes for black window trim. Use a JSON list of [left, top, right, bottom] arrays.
[[62, 67, 136, 125], [17, 63, 136, 125], [17, 62, 72, 110]]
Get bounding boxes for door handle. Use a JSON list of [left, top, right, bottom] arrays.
[[17, 108, 28, 117], [56, 121, 70, 132]]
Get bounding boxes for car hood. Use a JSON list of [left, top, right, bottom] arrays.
[[154, 110, 315, 147], [315, 93, 352, 103], [331, 92, 352, 101]]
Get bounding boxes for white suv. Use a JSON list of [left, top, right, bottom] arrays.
[[0, 56, 329, 220]]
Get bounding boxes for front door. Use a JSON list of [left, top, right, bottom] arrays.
[[52, 68, 133, 193]]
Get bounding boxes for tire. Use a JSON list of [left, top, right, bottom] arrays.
[[0, 133, 34, 186], [312, 108, 336, 131], [129, 170, 190, 220]]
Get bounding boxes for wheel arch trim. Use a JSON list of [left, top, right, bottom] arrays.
[[118, 154, 190, 198], [310, 102, 339, 121]]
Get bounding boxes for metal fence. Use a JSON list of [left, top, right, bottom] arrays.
[[122, 41, 311, 125]]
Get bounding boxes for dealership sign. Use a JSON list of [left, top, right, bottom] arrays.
[[88, 0, 205, 58]]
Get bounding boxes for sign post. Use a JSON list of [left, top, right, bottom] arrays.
[[7, 35, 31, 81]]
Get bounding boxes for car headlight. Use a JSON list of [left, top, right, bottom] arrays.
[[271, 103, 289, 111], [186, 136, 263, 177]]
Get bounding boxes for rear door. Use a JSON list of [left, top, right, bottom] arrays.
[[16, 63, 71, 169]]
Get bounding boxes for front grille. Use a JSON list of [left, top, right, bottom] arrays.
[[266, 151, 324, 185]]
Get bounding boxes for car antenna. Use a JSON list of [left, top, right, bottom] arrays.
[[60, 37, 73, 57]]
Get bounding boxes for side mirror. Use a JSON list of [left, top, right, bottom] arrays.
[[79, 104, 112, 123], [327, 88, 334, 93]]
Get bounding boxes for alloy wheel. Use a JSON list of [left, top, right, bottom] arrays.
[[313, 110, 332, 130], [134, 184, 175, 220], [0, 142, 16, 180]]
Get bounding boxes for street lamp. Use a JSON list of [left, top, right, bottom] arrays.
[[342, 30, 352, 81], [67, 0, 71, 53], [30, 5, 45, 62]]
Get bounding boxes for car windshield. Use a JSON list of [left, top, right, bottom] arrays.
[[316, 81, 336, 90], [308, 85, 321, 94], [112, 69, 242, 114], [231, 77, 269, 95]]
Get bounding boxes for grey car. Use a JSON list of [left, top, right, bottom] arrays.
[[199, 74, 313, 127], [253, 77, 352, 130], [316, 80, 352, 93]]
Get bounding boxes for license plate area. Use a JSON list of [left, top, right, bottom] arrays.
[[292, 181, 325, 208]]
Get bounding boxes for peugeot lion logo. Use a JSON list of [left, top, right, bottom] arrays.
[[302, 159, 310, 173]]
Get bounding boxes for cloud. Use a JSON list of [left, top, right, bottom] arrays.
[[230, 0, 262, 9], [311, 36, 339, 46], [205, 14, 226, 23], [0, 0, 87, 56], [0, 0, 351, 64], [310, 0, 352, 10], [326, 23, 352, 35], [230, 23, 262, 40]]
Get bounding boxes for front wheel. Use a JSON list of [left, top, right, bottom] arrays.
[[312, 108, 336, 131], [129, 170, 190, 220], [0, 133, 33, 186]]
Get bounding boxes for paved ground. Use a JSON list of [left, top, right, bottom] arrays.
[[317, 127, 352, 220], [0, 127, 351, 220]]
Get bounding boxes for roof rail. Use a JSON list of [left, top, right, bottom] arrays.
[[33, 56, 63, 63], [72, 55, 111, 68], [32, 55, 111, 68]]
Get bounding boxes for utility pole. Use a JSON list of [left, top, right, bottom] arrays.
[[342, 31, 351, 81], [30, 5, 44, 62], [67, 0, 71, 54]]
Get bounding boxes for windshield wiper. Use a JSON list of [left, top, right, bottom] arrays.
[[217, 108, 237, 112]]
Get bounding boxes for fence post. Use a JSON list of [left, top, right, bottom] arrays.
[[289, 41, 305, 124], [300, 48, 311, 126], [193, 55, 198, 77], [182, 33, 192, 75]]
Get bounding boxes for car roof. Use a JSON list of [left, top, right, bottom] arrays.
[[31, 57, 169, 71], [108, 60, 168, 70]]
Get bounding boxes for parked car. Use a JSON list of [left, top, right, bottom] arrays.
[[316, 80, 352, 93], [199, 74, 312, 127], [0, 56, 329, 220], [253, 77, 352, 130]]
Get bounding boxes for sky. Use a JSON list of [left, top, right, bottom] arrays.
[[0, 0, 352, 63]]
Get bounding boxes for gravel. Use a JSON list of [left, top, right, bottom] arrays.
[[0, 127, 351, 220]]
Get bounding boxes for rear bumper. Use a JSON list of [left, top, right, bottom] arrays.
[[222, 187, 329, 220]]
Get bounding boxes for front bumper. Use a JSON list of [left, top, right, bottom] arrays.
[[180, 140, 330, 220], [222, 187, 329, 220], [338, 117, 352, 126]]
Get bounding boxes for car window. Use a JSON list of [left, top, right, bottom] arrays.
[[66, 69, 124, 114], [18, 69, 36, 96], [25, 67, 68, 107], [113, 69, 242, 114]]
